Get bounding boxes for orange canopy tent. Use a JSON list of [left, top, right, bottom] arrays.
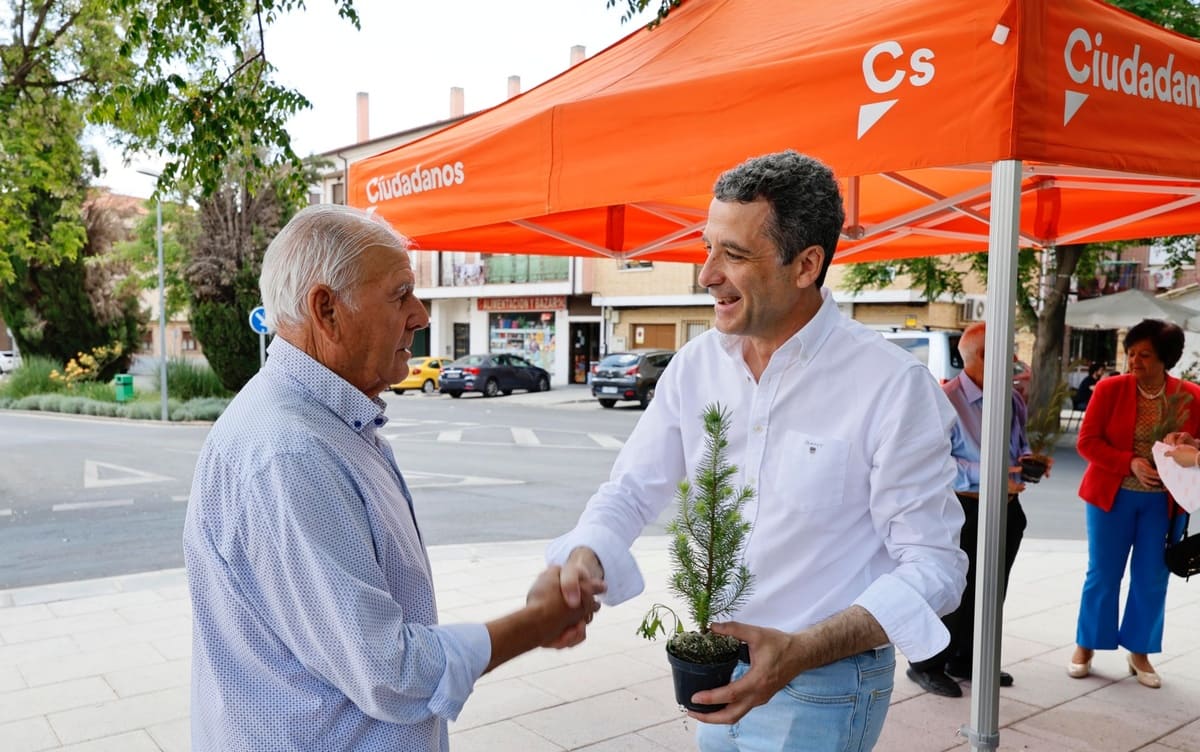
[[350, 0, 1200, 265], [351, 1, 1200, 748]]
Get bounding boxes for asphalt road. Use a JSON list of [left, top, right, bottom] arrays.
[[0, 391, 1090, 589]]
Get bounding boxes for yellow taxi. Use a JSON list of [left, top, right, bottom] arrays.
[[390, 356, 448, 394]]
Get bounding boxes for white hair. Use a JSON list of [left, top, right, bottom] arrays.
[[260, 204, 410, 331]]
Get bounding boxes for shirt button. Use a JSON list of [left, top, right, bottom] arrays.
[[754, 425, 763, 433], [353, 420, 362, 428], [374, 418, 384, 426]]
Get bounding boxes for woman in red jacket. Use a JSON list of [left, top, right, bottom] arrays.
[[1070, 319, 1200, 688]]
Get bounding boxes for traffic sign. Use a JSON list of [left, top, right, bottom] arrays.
[[248, 306, 269, 335]]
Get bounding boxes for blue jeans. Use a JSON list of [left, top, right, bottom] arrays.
[[696, 646, 895, 752], [1076, 489, 1185, 653]]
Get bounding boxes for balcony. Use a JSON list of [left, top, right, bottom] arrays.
[[444, 254, 569, 287]]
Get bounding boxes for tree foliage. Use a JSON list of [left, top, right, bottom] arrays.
[[182, 163, 292, 392]]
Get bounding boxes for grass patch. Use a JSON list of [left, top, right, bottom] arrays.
[[157, 358, 231, 401], [0, 356, 65, 399]]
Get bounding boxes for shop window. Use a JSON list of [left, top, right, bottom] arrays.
[[489, 311, 556, 376]]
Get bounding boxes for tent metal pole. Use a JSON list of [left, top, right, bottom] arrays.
[[963, 159, 1022, 752]]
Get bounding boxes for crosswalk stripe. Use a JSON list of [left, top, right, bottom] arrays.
[[0, 509, 12, 517], [438, 429, 463, 442], [588, 433, 625, 449], [171, 495, 189, 502], [52, 499, 134, 512], [511, 428, 540, 446]]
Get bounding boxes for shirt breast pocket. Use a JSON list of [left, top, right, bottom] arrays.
[[773, 431, 850, 510]]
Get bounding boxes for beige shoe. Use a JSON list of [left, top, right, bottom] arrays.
[[1067, 659, 1091, 678], [1127, 655, 1162, 688]]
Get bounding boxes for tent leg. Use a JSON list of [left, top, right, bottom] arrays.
[[962, 160, 1022, 752]]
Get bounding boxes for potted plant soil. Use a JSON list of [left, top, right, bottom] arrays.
[[637, 403, 754, 712], [1021, 380, 1071, 483]]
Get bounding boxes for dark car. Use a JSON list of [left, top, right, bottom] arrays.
[[438, 353, 551, 398], [591, 349, 675, 408]]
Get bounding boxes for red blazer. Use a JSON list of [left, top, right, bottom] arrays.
[[1077, 373, 1200, 511]]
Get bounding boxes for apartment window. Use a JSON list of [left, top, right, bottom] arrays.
[[181, 330, 198, 352], [331, 182, 345, 205], [684, 321, 709, 342], [308, 191, 321, 205]]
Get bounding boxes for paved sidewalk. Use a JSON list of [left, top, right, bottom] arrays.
[[2, 537, 1199, 751]]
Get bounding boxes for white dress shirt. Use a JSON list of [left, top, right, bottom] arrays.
[[548, 289, 967, 661]]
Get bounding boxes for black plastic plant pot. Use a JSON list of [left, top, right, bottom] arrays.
[[1019, 456, 1049, 483], [666, 648, 739, 713]]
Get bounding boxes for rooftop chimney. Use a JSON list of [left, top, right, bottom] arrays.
[[450, 87, 465, 118], [570, 45, 586, 66], [507, 75, 521, 99], [355, 92, 369, 143]]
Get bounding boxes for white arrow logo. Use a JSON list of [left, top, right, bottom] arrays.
[[1063, 90, 1089, 125], [857, 100, 898, 139]]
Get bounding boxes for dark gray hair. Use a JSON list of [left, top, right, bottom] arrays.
[[712, 150, 845, 286]]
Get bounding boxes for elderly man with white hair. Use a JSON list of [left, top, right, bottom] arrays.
[[183, 204, 601, 752]]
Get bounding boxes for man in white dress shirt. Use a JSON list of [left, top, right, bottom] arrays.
[[548, 151, 967, 751]]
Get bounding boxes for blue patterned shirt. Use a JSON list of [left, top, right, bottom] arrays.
[[942, 372, 1030, 493], [184, 337, 490, 752]]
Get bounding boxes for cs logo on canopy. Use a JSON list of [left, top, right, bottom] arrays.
[[858, 41, 936, 139]]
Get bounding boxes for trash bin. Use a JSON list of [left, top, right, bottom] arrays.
[[114, 374, 134, 403]]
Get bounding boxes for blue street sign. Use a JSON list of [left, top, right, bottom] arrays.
[[248, 306, 270, 335]]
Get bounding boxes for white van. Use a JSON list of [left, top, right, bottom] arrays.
[[879, 329, 963, 384]]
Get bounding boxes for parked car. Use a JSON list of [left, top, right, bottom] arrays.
[[591, 349, 675, 409], [879, 329, 963, 384], [390, 356, 448, 394], [0, 350, 19, 374], [438, 353, 551, 398]]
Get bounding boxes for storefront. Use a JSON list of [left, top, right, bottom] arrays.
[[479, 295, 565, 378]]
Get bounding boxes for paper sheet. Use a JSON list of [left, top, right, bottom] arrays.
[[1152, 441, 1200, 513]]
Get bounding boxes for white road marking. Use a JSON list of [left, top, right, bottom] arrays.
[[588, 433, 625, 449], [53, 499, 134, 512], [404, 471, 523, 489], [84, 460, 172, 489], [438, 430, 463, 442], [511, 428, 540, 446], [171, 495, 189, 502], [0, 509, 12, 517]]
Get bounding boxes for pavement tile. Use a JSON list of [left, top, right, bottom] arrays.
[[632, 717, 694, 750], [47, 591, 163, 619], [514, 688, 680, 750], [1013, 694, 1179, 751], [7, 580, 121, 608], [452, 676, 567, 732], [0, 604, 54, 628], [1159, 718, 1200, 751], [0, 715, 60, 752], [47, 685, 189, 745], [19, 644, 165, 688], [116, 598, 191, 625], [55, 730, 162, 751], [523, 654, 668, 703], [449, 719, 564, 752], [103, 658, 190, 698], [0, 662, 26, 692], [0, 611, 127, 646], [0, 636, 79, 668], [71, 616, 189, 652], [146, 717, 189, 752], [150, 632, 192, 661], [576, 732, 674, 751], [1001, 651, 1114, 708], [0, 677, 116, 725]]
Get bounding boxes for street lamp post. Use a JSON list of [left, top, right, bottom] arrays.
[[137, 169, 169, 422]]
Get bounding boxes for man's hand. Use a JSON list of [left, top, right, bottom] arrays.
[[549, 547, 607, 648], [1131, 457, 1162, 487], [1166, 444, 1200, 468], [685, 621, 799, 725], [526, 566, 603, 649], [1163, 432, 1198, 447]]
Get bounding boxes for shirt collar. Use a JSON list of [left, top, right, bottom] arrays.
[[716, 286, 839, 366], [958, 371, 983, 404], [266, 337, 389, 434]]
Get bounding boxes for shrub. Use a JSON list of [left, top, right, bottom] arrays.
[[172, 397, 231, 421], [159, 358, 231, 401], [0, 356, 65, 399], [74, 381, 118, 403]]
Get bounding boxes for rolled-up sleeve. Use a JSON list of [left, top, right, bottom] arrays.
[[855, 367, 967, 661]]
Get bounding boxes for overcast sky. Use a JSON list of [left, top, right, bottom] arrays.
[[97, 0, 654, 198]]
